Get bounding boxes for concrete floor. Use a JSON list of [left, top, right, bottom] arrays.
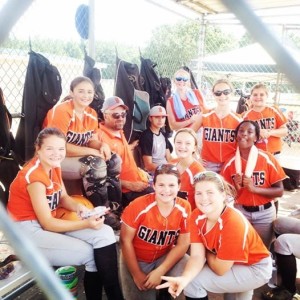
[[13, 188, 300, 300]]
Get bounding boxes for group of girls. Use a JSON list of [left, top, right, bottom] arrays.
[[6, 70, 290, 300]]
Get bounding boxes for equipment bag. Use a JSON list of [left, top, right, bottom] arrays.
[[132, 89, 150, 132]]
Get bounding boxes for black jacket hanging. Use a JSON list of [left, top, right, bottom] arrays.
[[140, 57, 172, 136], [114, 57, 143, 142], [83, 52, 105, 121], [15, 51, 62, 162], [140, 56, 166, 108]]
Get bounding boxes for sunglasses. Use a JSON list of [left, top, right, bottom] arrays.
[[194, 171, 219, 181], [193, 171, 224, 190], [156, 164, 178, 172], [213, 89, 232, 97], [175, 77, 189, 82], [106, 111, 127, 119], [155, 164, 179, 179]]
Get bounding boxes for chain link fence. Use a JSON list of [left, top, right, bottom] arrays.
[[1, 1, 300, 148]]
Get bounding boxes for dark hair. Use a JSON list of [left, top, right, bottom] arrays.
[[0, 87, 4, 102], [35, 127, 66, 149], [61, 95, 73, 102], [153, 164, 181, 185], [70, 76, 94, 92], [235, 120, 260, 141]]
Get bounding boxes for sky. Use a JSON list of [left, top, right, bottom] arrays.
[[3, 0, 198, 45], [3, 0, 299, 46]]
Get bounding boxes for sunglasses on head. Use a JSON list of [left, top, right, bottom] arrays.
[[193, 171, 224, 189], [156, 164, 178, 172], [175, 77, 189, 82], [106, 111, 127, 119], [194, 171, 223, 185], [194, 171, 219, 181], [213, 89, 232, 97]]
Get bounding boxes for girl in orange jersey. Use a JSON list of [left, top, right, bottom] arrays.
[[44, 76, 121, 230], [7, 128, 123, 300], [120, 164, 191, 300], [221, 121, 286, 249], [166, 68, 207, 133], [157, 171, 272, 300], [243, 83, 287, 157], [173, 128, 205, 210], [201, 79, 242, 173]]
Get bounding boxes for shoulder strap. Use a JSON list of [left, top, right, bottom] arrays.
[[0, 99, 13, 157]]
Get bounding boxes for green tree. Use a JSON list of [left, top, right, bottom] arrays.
[[142, 20, 238, 77], [2, 37, 83, 59], [94, 40, 140, 79], [142, 20, 200, 77], [1, 20, 239, 82]]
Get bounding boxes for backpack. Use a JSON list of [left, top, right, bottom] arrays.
[[0, 90, 14, 157], [0, 89, 21, 206], [160, 77, 172, 100], [132, 89, 150, 133], [42, 63, 62, 105]]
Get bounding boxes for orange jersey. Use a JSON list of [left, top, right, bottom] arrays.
[[176, 160, 205, 210], [43, 100, 98, 146], [221, 150, 287, 206], [168, 89, 207, 124], [121, 193, 191, 262], [201, 111, 242, 163], [98, 124, 148, 193], [7, 157, 62, 221], [190, 206, 270, 265], [242, 106, 287, 154]]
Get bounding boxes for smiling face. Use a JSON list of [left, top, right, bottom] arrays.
[[194, 180, 226, 215], [250, 87, 268, 109], [236, 121, 258, 149], [212, 82, 232, 107], [153, 173, 180, 204], [174, 130, 197, 159], [71, 80, 94, 110], [104, 106, 127, 131], [174, 70, 190, 92], [36, 135, 66, 170]]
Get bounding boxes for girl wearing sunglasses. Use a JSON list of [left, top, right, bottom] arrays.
[[200, 79, 242, 173], [166, 69, 207, 134], [156, 170, 272, 300]]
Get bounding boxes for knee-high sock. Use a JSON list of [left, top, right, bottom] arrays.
[[276, 253, 297, 294], [83, 270, 103, 300], [185, 296, 208, 300], [94, 244, 124, 300]]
